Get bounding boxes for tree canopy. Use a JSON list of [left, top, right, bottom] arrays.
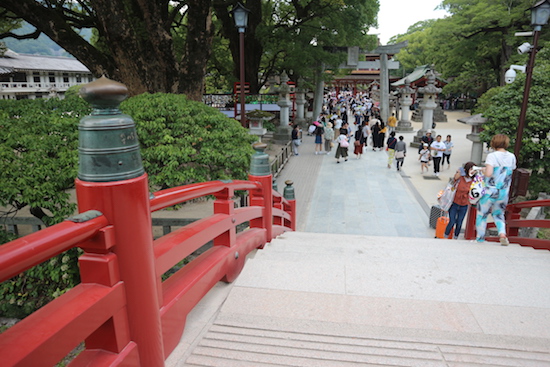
[[0, 0, 380, 97], [390, 0, 548, 97], [475, 47, 550, 197]]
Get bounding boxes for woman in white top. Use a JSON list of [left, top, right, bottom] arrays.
[[475, 134, 517, 245], [334, 128, 349, 163], [430, 135, 446, 176]]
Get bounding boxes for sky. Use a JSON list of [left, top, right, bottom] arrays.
[[369, 0, 449, 45]]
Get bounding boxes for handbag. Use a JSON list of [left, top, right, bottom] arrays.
[[354, 140, 361, 147], [340, 138, 349, 148], [469, 173, 486, 205], [438, 179, 458, 211], [395, 150, 405, 159]]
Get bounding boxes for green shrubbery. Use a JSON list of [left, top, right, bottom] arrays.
[[122, 93, 256, 189], [0, 91, 256, 319]]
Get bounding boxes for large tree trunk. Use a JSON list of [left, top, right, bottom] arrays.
[[1, 0, 210, 98], [178, 0, 214, 101], [213, 0, 263, 94], [89, 0, 179, 95]]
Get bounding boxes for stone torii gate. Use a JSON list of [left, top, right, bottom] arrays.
[[367, 41, 408, 124]]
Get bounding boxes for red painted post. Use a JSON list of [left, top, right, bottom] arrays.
[[248, 143, 273, 241], [76, 77, 164, 366], [464, 206, 477, 240], [213, 187, 237, 247]]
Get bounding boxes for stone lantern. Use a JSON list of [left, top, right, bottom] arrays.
[[273, 71, 293, 143], [413, 70, 441, 147], [247, 109, 274, 141], [396, 78, 415, 132], [458, 113, 487, 165], [294, 77, 307, 126]]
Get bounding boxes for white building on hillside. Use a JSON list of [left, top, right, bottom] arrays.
[[0, 50, 94, 100]]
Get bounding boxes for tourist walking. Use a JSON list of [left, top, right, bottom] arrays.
[[324, 122, 334, 155], [335, 128, 349, 163], [475, 134, 517, 245], [443, 135, 454, 169], [395, 135, 407, 171], [371, 121, 381, 151], [386, 132, 397, 168], [353, 128, 363, 159], [313, 121, 324, 155], [291, 124, 301, 156], [418, 129, 434, 153], [387, 113, 397, 134], [360, 122, 370, 147], [430, 135, 446, 176], [377, 122, 387, 150], [444, 161, 476, 239]]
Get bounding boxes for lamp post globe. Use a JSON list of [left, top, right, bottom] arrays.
[[531, 0, 550, 29], [232, 2, 250, 32], [232, 2, 250, 127]]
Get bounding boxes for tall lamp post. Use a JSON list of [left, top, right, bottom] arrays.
[[514, 0, 550, 160], [232, 2, 250, 128]]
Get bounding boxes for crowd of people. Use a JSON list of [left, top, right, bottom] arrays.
[[292, 92, 458, 174], [291, 91, 517, 245]]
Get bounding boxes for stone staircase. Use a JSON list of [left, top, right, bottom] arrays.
[[177, 232, 550, 366]]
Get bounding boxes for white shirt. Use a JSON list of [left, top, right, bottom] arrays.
[[486, 150, 516, 169], [431, 141, 446, 158]]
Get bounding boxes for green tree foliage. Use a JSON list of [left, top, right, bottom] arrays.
[[1, 92, 256, 318], [391, 0, 545, 97], [475, 47, 550, 197], [0, 95, 88, 226], [0, 248, 81, 319], [0, 91, 256, 225], [121, 93, 257, 190], [389, 20, 439, 76]]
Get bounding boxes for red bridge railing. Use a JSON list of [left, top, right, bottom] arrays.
[[0, 175, 295, 366], [464, 199, 550, 250], [0, 77, 296, 366]]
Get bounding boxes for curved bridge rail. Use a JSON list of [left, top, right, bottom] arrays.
[[501, 199, 550, 250], [0, 177, 295, 367], [465, 199, 550, 250]]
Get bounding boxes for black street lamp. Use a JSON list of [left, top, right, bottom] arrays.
[[232, 2, 250, 127], [514, 0, 550, 161]]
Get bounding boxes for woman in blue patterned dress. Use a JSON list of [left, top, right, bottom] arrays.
[[475, 134, 517, 245]]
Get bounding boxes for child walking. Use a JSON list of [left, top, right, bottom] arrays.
[[418, 143, 430, 173]]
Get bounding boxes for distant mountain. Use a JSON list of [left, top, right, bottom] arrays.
[[3, 22, 92, 57]]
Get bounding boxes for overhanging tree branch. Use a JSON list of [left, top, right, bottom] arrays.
[[0, 29, 40, 40]]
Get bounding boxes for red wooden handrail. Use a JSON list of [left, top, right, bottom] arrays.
[[0, 212, 108, 282], [465, 199, 550, 250], [0, 176, 295, 366], [150, 180, 261, 212], [506, 199, 550, 211]]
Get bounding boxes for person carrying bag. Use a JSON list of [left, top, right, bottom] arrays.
[[442, 161, 476, 239]]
